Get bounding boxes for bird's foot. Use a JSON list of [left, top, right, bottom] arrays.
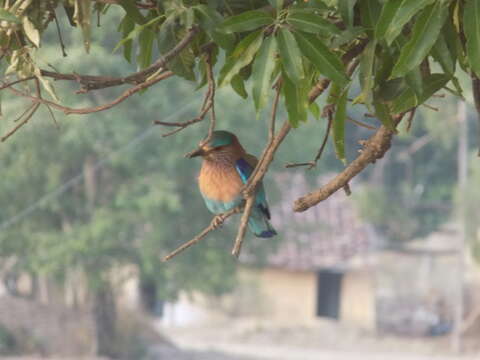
[[211, 214, 225, 229]]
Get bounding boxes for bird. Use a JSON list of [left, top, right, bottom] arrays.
[[187, 130, 277, 238]]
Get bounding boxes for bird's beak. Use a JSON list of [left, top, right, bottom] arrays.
[[186, 148, 205, 158]]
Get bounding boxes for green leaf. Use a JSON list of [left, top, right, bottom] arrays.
[[277, 28, 304, 83], [338, 0, 358, 27], [405, 67, 423, 98], [137, 28, 154, 69], [287, 11, 340, 35], [376, 0, 433, 44], [231, 74, 248, 99], [294, 31, 348, 86], [309, 102, 320, 120], [118, 0, 146, 24], [219, 30, 264, 87], [464, 0, 480, 77], [113, 15, 162, 53], [283, 74, 308, 127], [373, 101, 395, 131], [119, 16, 135, 62], [158, 18, 195, 81], [333, 86, 348, 164], [390, 3, 447, 78], [353, 40, 376, 106], [431, 31, 455, 75], [252, 36, 277, 112], [359, 0, 381, 36], [194, 5, 235, 51], [391, 73, 450, 114], [0, 9, 20, 24], [219, 10, 274, 34]]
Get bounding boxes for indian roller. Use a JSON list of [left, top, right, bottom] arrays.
[[188, 130, 277, 238]]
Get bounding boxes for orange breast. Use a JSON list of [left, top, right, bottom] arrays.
[[198, 161, 243, 202]]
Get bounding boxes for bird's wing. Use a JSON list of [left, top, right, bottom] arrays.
[[235, 154, 271, 219]]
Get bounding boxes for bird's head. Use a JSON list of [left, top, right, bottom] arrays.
[[187, 130, 244, 161]]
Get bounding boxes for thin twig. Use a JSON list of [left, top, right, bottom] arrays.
[[155, 51, 216, 139], [346, 116, 377, 130], [4, 71, 174, 115], [162, 206, 242, 261], [1, 103, 40, 142], [0, 76, 35, 91], [421, 103, 438, 112], [40, 26, 199, 93], [52, 8, 67, 57], [406, 108, 416, 132]]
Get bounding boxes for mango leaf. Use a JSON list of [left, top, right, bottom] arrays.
[[359, 0, 381, 36], [391, 73, 450, 114], [113, 15, 163, 53], [22, 17, 40, 47], [283, 74, 308, 127], [373, 100, 395, 131], [0, 9, 20, 24], [118, 0, 146, 24], [219, 30, 263, 86], [377, 0, 433, 44], [119, 16, 135, 62], [219, 10, 274, 34], [332, 86, 348, 164], [137, 28, 154, 69], [391, 3, 447, 78], [405, 67, 423, 98], [231, 74, 248, 99], [294, 31, 348, 86], [309, 102, 320, 120], [158, 19, 196, 81], [194, 5, 235, 51], [464, 0, 480, 77], [252, 36, 277, 112], [431, 31, 455, 75], [353, 40, 376, 106], [287, 11, 340, 35], [73, 0, 92, 53], [277, 28, 304, 83], [338, 0, 358, 27]]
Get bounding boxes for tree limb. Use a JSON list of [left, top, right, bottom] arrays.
[[293, 114, 405, 212], [38, 26, 200, 93]]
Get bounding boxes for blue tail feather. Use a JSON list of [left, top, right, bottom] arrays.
[[248, 209, 277, 238]]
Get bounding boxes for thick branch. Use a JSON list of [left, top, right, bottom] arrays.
[[293, 114, 404, 212]]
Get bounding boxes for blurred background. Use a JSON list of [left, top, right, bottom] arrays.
[[0, 7, 479, 360]]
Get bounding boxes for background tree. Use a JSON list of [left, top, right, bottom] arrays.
[[0, 2, 479, 265]]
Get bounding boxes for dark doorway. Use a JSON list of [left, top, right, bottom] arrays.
[[316, 270, 343, 319]]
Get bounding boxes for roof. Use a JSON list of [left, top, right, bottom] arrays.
[[244, 172, 379, 271]]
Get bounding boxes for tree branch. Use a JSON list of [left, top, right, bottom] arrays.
[[38, 26, 200, 93], [162, 206, 243, 262], [231, 81, 282, 257], [5, 71, 174, 115], [293, 114, 405, 212]]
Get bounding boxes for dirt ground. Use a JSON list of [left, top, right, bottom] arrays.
[[160, 318, 480, 360]]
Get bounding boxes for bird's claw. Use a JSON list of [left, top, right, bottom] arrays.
[[211, 214, 225, 229]]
